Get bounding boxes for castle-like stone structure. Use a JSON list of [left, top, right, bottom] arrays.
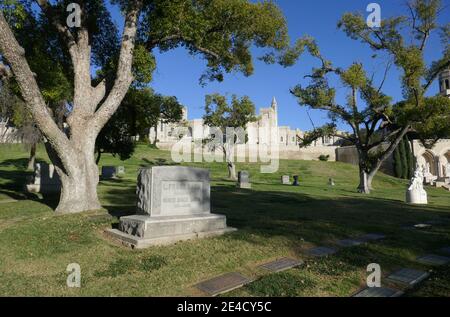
[[149, 97, 343, 161]]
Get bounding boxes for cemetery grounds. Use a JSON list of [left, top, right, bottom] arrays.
[[0, 143, 449, 296]]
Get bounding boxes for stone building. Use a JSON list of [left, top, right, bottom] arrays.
[[149, 97, 343, 161]]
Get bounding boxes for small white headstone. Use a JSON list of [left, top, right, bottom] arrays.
[[117, 166, 125, 175], [281, 175, 290, 185]]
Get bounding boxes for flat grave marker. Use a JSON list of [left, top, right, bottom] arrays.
[[353, 287, 403, 297], [357, 233, 386, 242], [259, 257, 303, 273], [386, 268, 429, 286], [416, 254, 450, 266], [414, 224, 433, 230], [306, 246, 337, 257], [195, 272, 252, 296], [336, 239, 363, 248]]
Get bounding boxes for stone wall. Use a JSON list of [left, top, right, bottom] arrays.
[[156, 141, 338, 161], [336, 144, 395, 175]]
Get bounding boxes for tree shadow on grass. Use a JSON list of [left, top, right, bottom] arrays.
[[210, 185, 450, 268]]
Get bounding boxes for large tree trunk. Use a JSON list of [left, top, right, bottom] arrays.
[[227, 162, 237, 180], [27, 142, 36, 170], [56, 152, 101, 214], [357, 166, 370, 194], [223, 144, 237, 180], [47, 135, 101, 214], [0, 4, 142, 214]]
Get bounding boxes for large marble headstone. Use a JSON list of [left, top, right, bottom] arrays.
[[136, 166, 210, 217], [107, 166, 236, 248], [406, 166, 428, 205], [26, 163, 61, 194]]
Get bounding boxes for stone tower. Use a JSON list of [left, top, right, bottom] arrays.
[[270, 97, 278, 128], [439, 68, 450, 98]]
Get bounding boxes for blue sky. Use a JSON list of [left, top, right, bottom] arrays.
[[110, 0, 449, 132]]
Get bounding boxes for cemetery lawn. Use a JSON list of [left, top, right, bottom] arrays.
[[0, 143, 449, 297]]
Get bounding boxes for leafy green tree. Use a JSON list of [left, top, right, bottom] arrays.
[[292, 0, 449, 193], [291, 45, 404, 193], [338, 0, 450, 147], [95, 87, 183, 162], [0, 0, 294, 213], [203, 94, 256, 180]]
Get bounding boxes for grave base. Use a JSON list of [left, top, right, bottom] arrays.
[[106, 214, 236, 249], [406, 189, 428, 204], [237, 183, 252, 189]]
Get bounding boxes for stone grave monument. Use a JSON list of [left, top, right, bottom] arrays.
[[281, 175, 290, 185], [237, 171, 251, 189], [117, 166, 125, 175], [107, 166, 236, 248], [26, 162, 61, 194], [328, 178, 335, 186], [101, 166, 117, 179], [406, 166, 428, 204], [293, 175, 300, 186]]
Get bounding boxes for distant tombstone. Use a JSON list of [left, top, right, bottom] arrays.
[[117, 166, 125, 175], [106, 166, 236, 248], [293, 175, 299, 186], [446, 164, 450, 179], [237, 171, 251, 189], [101, 166, 117, 179], [328, 178, 335, 186], [26, 162, 61, 193], [281, 175, 290, 185], [406, 166, 428, 205]]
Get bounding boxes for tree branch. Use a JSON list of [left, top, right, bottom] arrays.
[[34, 0, 77, 57], [0, 12, 72, 161], [147, 34, 220, 60], [92, 1, 143, 134]]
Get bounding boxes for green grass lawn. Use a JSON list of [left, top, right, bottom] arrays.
[[0, 143, 449, 296]]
